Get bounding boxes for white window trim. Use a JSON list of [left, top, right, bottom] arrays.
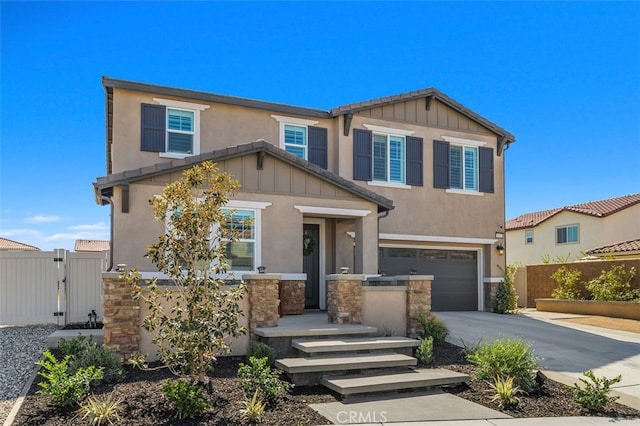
[[271, 115, 319, 160], [153, 98, 210, 159], [367, 181, 412, 190], [525, 230, 534, 245], [555, 224, 580, 245], [363, 123, 415, 136], [445, 188, 484, 196], [441, 135, 487, 147], [448, 144, 479, 193]]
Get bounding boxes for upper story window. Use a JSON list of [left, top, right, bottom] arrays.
[[141, 98, 210, 159], [525, 230, 534, 244], [271, 115, 328, 169], [433, 136, 494, 195], [556, 224, 579, 244], [353, 124, 423, 188]]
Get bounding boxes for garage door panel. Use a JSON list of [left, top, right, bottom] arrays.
[[379, 248, 478, 311]]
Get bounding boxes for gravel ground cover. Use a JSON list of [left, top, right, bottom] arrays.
[[0, 325, 59, 424]]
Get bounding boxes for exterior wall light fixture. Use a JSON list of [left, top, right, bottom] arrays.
[[496, 244, 505, 255]]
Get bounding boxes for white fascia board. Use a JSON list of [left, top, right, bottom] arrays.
[[294, 205, 372, 217], [364, 124, 415, 136], [441, 135, 487, 147], [380, 233, 498, 245], [226, 200, 272, 210]]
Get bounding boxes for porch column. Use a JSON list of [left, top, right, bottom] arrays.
[[327, 274, 364, 324], [397, 275, 433, 337], [102, 272, 140, 360], [244, 274, 280, 336], [354, 213, 378, 274]]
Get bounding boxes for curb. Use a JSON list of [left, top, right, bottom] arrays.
[[2, 365, 40, 426]]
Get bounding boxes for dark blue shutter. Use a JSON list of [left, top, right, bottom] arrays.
[[141, 103, 166, 152], [405, 136, 423, 186], [479, 146, 494, 193], [308, 126, 328, 169], [433, 140, 450, 189], [353, 129, 372, 181]]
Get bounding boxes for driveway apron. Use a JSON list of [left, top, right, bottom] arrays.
[[437, 310, 640, 408]]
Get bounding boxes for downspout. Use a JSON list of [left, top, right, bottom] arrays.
[[377, 210, 390, 274], [100, 195, 115, 271]]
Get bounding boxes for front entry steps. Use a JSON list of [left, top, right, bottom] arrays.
[[275, 334, 470, 397]]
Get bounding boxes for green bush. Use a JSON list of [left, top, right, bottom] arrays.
[[58, 334, 93, 357], [416, 336, 434, 365], [237, 356, 292, 402], [466, 337, 540, 391], [162, 379, 208, 420], [572, 370, 621, 412], [37, 350, 103, 407], [586, 265, 637, 301], [247, 341, 276, 366], [495, 263, 519, 313], [551, 266, 583, 300], [415, 314, 448, 343], [69, 341, 124, 383]]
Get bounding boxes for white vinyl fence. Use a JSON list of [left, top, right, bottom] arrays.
[[0, 250, 107, 326]]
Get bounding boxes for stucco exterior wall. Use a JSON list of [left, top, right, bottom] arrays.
[[362, 286, 407, 336], [604, 204, 640, 244], [507, 211, 604, 265]]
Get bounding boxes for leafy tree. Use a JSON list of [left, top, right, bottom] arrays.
[[127, 161, 248, 383], [551, 266, 583, 300], [495, 263, 519, 314], [586, 265, 637, 301]]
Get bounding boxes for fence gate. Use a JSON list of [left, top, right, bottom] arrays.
[[0, 249, 107, 326]]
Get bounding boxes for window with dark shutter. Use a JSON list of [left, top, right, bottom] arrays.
[[141, 104, 166, 152], [433, 140, 450, 189], [353, 129, 372, 181], [478, 146, 494, 193], [405, 136, 423, 186], [308, 126, 328, 169]]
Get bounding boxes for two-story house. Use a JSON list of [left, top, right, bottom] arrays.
[[94, 77, 515, 312], [506, 193, 640, 265]]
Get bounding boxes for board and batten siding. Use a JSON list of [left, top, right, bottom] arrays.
[[358, 99, 494, 136], [0, 251, 107, 325]]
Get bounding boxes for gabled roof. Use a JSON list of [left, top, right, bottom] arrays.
[[94, 140, 394, 213], [506, 193, 640, 231], [587, 238, 640, 255], [0, 237, 40, 251], [75, 239, 110, 252], [102, 77, 515, 143]]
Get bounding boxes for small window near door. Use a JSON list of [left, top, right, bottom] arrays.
[[388, 248, 416, 258], [419, 249, 447, 260], [450, 251, 477, 260]]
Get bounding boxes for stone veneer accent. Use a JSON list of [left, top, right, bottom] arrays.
[[484, 281, 500, 312], [245, 274, 280, 334], [326, 274, 364, 324], [102, 273, 140, 360], [279, 280, 306, 315], [397, 276, 433, 336]]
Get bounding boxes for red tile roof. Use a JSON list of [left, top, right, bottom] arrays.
[[0, 237, 40, 251], [74, 239, 110, 252], [587, 238, 640, 255], [506, 193, 640, 231]]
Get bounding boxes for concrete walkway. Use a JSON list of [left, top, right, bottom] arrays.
[[438, 310, 640, 410]]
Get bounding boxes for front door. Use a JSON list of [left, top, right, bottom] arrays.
[[303, 224, 320, 309]]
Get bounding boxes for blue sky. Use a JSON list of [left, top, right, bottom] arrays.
[[1, 1, 639, 251]]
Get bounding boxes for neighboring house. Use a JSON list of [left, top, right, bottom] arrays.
[[506, 194, 640, 265], [0, 237, 40, 251], [586, 238, 640, 260], [75, 239, 110, 252], [94, 77, 515, 312]]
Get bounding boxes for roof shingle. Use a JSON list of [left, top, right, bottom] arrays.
[[75, 240, 110, 252], [0, 237, 40, 251], [587, 238, 640, 255]]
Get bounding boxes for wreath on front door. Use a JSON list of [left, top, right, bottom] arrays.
[[303, 233, 316, 256]]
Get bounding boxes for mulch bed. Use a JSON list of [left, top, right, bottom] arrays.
[[11, 343, 640, 425]]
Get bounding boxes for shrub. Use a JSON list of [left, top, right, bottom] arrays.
[[586, 265, 637, 301], [572, 370, 621, 412], [162, 379, 208, 420], [237, 356, 292, 402], [415, 314, 448, 343], [416, 336, 434, 365], [489, 375, 525, 408], [240, 389, 266, 423], [495, 263, 518, 314], [466, 337, 540, 391], [247, 341, 276, 366], [58, 334, 93, 357], [78, 393, 122, 425], [37, 350, 103, 407], [69, 341, 124, 383], [551, 266, 583, 300]]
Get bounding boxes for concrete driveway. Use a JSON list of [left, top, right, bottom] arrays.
[[437, 310, 640, 409]]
